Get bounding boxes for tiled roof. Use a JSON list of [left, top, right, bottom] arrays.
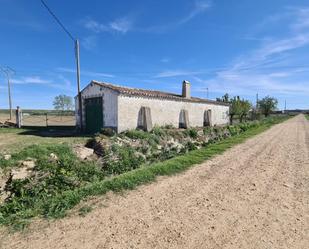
[[90, 80, 230, 106]]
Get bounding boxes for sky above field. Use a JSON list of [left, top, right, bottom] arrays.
[[0, 0, 309, 110]]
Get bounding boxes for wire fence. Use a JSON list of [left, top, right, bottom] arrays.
[[21, 113, 76, 127]]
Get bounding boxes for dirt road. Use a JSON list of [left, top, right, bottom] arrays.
[[1, 115, 309, 249]]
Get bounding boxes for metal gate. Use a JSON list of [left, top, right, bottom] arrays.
[[85, 97, 103, 133]]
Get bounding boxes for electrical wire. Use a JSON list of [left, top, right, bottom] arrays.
[[40, 0, 75, 42]]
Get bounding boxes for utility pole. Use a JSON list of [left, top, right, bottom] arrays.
[[75, 40, 83, 130], [40, 0, 83, 131], [284, 100, 287, 113], [206, 87, 209, 99], [256, 93, 259, 110], [0, 66, 15, 120]]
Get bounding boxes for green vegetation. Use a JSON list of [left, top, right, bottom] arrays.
[[0, 115, 289, 229], [258, 96, 278, 117], [100, 128, 116, 137], [123, 129, 154, 140], [53, 95, 74, 112], [0, 128, 89, 154], [216, 94, 280, 123], [184, 128, 198, 139], [217, 94, 252, 124]]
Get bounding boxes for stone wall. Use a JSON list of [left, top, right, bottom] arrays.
[[117, 95, 229, 132]]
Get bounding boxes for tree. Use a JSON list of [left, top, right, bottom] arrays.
[[53, 95, 73, 112], [258, 96, 278, 117], [239, 99, 251, 122], [216, 94, 252, 124], [228, 96, 252, 124], [229, 96, 241, 124], [216, 93, 229, 102]]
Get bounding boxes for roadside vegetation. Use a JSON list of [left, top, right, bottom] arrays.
[[0, 115, 290, 230], [216, 94, 279, 123]]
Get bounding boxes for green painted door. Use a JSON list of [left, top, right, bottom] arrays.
[[85, 97, 103, 133]]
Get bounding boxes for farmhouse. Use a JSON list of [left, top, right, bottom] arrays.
[[75, 80, 230, 133]]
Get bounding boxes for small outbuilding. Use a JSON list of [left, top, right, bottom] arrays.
[[75, 80, 230, 133]]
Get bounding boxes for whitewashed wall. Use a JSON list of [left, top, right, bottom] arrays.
[[75, 83, 118, 129], [117, 95, 229, 132]]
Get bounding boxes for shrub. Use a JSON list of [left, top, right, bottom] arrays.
[[163, 124, 175, 129], [203, 127, 212, 135], [186, 141, 198, 151], [151, 126, 166, 136], [104, 146, 145, 175], [184, 128, 198, 139], [100, 128, 116, 137], [124, 129, 151, 139]]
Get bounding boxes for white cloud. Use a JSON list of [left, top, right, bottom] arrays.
[[83, 19, 108, 33], [179, 0, 212, 24], [192, 7, 309, 99], [82, 1, 211, 35], [82, 16, 134, 34], [57, 67, 115, 78], [109, 17, 133, 33], [82, 36, 98, 50], [12, 76, 51, 84], [141, 0, 212, 33], [290, 7, 309, 31], [10, 74, 75, 92], [154, 70, 200, 78]]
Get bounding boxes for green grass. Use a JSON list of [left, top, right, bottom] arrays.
[[0, 128, 89, 154], [0, 115, 289, 230]]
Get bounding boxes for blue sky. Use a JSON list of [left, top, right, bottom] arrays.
[[0, 0, 309, 110]]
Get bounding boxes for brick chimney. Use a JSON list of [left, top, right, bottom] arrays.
[[182, 80, 191, 99]]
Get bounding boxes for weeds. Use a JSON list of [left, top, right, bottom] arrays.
[[0, 115, 289, 229], [184, 128, 198, 139], [78, 205, 92, 217]]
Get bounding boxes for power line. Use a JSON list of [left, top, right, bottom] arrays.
[[40, 0, 75, 41], [40, 0, 83, 131]]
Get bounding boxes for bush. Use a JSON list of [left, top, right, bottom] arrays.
[[227, 125, 240, 136], [0, 144, 105, 227], [186, 141, 198, 151], [184, 128, 198, 139], [123, 129, 151, 139], [151, 126, 166, 137], [163, 124, 175, 129], [100, 128, 116, 137], [104, 145, 145, 175], [203, 127, 212, 135]]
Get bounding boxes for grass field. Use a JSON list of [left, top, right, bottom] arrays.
[[0, 128, 89, 154]]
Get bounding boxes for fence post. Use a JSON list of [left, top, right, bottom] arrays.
[[45, 113, 48, 127], [16, 106, 22, 128]]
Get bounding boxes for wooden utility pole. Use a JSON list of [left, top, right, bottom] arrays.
[[256, 93, 259, 110], [75, 40, 83, 130], [0, 66, 14, 120]]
